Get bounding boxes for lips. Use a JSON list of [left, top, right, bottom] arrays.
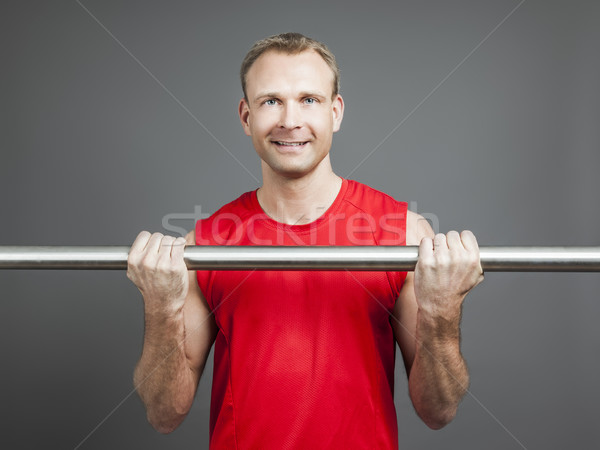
[[272, 141, 309, 146], [270, 140, 310, 153]]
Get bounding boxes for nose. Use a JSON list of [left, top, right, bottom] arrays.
[[279, 102, 301, 129]]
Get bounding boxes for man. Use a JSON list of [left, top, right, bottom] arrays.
[[127, 32, 484, 448]]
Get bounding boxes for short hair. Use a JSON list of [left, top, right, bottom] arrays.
[[240, 32, 340, 100]]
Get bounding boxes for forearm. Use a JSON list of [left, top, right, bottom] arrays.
[[134, 301, 196, 433], [408, 307, 469, 430]]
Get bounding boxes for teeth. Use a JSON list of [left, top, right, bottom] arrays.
[[275, 141, 306, 146]]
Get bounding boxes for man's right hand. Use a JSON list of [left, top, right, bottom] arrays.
[[129, 230, 216, 433], [127, 231, 189, 314]]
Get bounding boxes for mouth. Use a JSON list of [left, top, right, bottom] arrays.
[[271, 141, 309, 149], [271, 141, 310, 154]]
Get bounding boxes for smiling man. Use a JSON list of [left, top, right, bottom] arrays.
[[240, 48, 343, 188], [127, 33, 484, 449]]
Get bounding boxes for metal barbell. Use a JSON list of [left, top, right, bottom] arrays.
[[0, 246, 599, 271]]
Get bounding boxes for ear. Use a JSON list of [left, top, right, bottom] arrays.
[[239, 98, 251, 136], [331, 94, 344, 133]]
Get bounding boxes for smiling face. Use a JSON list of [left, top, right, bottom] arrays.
[[239, 50, 344, 179]]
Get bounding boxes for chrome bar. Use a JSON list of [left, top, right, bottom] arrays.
[[0, 246, 599, 271]]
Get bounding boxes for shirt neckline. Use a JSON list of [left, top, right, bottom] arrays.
[[250, 178, 349, 232]]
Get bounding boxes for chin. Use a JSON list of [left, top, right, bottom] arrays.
[[259, 154, 314, 177], [257, 144, 332, 179], [272, 164, 315, 179]]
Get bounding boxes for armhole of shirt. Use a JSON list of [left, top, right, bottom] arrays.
[[385, 200, 408, 300], [195, 218, 214, 311]]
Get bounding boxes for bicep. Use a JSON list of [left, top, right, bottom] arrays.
[[183, 230, 218, 381], [392, 272, 418, 374]]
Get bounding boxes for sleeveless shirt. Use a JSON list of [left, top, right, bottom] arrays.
[[196, 178, 407, 449]]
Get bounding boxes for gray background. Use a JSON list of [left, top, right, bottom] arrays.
[[1, 0, 599, 449]]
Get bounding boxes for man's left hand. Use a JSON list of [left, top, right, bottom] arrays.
[[414, 230, 484, 321]]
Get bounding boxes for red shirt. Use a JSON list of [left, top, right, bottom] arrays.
[[196, 179, 407, 449]]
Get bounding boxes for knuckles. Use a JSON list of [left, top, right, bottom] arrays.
[[124, 231, 190, 303], [127, 232, 187, 277], [418, 230, 481, 272]]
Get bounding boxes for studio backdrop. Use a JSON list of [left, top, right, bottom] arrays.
[[1, 1, 599, 449]]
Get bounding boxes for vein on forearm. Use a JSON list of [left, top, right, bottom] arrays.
[[135, 306, 195, 417], [408, 307, 469, 427]]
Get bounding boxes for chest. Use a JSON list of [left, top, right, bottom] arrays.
[[208, 270, 397, 338]]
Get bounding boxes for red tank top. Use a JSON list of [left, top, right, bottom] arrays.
[[196, 179, 407, 449]]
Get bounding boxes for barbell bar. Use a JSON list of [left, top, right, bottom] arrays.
[[0, 246, 599, 271]]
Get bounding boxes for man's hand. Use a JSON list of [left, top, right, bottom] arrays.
[[127, 231, 189, 315], [398, 229, 483, 428], [414, 230, 484, 321], [129, 229, 217, 434]]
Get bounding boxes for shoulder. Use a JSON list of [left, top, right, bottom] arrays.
[[343, 179, 407, 213], [208, 190, 256, 218], [343, 180, 435, 244], [406, 210, 435, 245], [185, 229, 196, 244], [198, 190, 258, 228], [195, 190, 257, 244], [345, 179, 398, 202]]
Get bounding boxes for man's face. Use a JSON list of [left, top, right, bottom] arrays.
[[239, 50, 344, 179]]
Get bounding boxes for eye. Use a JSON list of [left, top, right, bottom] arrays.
[[264, 99, 277, 106], [304, 97, 317, 105]]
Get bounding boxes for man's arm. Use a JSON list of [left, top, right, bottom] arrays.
[[128, 230, 218, 433], [392, 212, 483, 429]]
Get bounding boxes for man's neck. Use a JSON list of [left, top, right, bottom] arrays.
[[257, 158, 342, 225]]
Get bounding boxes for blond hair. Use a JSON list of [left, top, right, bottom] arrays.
[[240, 32, 340, 100]]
